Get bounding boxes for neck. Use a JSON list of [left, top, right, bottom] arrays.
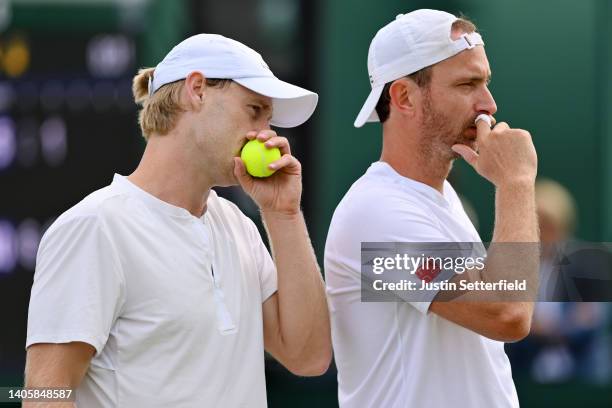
[[380, 125, 452, 193], [128, 132, 213, 217]]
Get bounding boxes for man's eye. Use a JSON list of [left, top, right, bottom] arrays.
[[249, 105, 262, 113]]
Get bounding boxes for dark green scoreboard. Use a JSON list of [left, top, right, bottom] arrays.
[[0, 2, 144, 377]]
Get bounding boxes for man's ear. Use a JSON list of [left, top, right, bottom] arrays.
[[388, 78, 420, 120], [184, 71, 206, 110]]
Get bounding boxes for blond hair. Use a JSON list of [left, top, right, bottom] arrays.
[[132, 68, 230, 140], [535, 179, 578, 234]]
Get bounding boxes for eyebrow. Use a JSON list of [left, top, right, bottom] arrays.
[[456, 73, 492, 84]]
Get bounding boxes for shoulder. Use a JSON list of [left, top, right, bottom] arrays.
[[328, 167, 445, 244], [40, 184, 128, 249], [332, 173, 432, 229]]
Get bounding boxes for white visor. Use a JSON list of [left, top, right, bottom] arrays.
[[354, 84, 385, 127], [149, 34, 318, 129]]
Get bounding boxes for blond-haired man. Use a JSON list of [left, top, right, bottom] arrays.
[[25, 34, 331, 407]]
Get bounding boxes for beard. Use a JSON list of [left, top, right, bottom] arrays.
[[418, 91, 478, 162]]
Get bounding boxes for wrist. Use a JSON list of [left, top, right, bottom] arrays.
[[496, 177, 535, 191], [260, 208, 302, 221]]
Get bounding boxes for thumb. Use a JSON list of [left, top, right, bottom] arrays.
[[233, 157, 253, 190], [452, 144, 479, 167]]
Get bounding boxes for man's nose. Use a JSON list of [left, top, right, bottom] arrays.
[[476, 86, 497, 116]]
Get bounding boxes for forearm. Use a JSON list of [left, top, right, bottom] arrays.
[[433, 182, 539, 340], [23, 365, 76, 408], [261, 210, 331, 360], [22, 371, 75, 408], [446, 183, 538, 290], [480, 182, 539, 310], [492, 181, 538, 243]]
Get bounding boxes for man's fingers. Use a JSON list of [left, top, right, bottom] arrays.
[[245, 129, 278, 142], [264, 136, 291, 155], [475, 115, 492, 140], [493, 122, 510, 133], [233, 157, 253, 188], [452, 144, 479, 166], [475, 114, 492, 128], [255, 129, 277, 142], [269, 154, 301, 174]]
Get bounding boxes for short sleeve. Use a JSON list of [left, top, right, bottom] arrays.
[[366, 201, 457, 313], [26, 216, 125, 355], [326, 189, 454, 314], [246, 219, 277, 303]]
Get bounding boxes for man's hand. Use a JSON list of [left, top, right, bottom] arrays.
[[452, 118, 537, 188], [234, 130, 302, 215]]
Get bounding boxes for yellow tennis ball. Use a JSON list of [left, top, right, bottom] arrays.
[[240, 139, 281, 178]]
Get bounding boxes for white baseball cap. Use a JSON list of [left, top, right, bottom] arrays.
[[354, 9, 484, 128], [148, 34, 318, 128]]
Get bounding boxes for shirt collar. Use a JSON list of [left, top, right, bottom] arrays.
[[111, 174, 210, 220], [368, 161, 452, 208]]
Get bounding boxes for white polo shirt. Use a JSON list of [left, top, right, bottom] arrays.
[[325, 162, 519, 408], [27, 174, 277, 407]]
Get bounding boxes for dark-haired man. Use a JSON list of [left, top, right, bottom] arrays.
[[325, 9, 538, 408]]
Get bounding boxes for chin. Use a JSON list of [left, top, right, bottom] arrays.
[[209, 165, 239, 188], [456, 138, 477, 150]]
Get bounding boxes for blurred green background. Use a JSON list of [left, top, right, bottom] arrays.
[[0, 0, 610, 406]]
